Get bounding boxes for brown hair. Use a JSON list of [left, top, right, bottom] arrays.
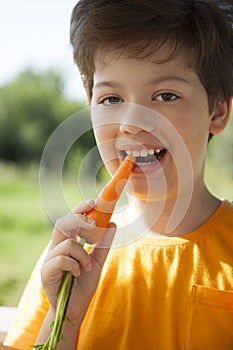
[[70, 0, 233, 112]]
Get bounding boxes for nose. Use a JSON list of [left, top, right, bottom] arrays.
[[120, 122, 143, 135], [119, 104, 154, 135]]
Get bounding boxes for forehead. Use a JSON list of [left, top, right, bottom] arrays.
[[93, 44, 195, 83]]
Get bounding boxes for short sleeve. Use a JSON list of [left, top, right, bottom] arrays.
[[4, 245, 50, 350]]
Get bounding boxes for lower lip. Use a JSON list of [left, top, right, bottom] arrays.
[[132, 152, 167, 175]]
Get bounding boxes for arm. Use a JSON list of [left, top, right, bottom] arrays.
[[34, 201, 116, 349]]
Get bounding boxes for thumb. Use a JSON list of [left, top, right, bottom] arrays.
[[90, 222, 116, 267]]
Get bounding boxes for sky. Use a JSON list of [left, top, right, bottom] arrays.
[[0, 0, 86, 100]]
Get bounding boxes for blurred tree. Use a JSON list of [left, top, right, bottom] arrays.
[[0, 68, 95, 163]]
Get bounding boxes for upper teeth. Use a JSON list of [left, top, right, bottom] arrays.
[[125, 148, 162, 157]]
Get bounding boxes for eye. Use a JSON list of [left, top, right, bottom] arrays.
[[99, 96, 123, 105], [154, 92, 179, 102]]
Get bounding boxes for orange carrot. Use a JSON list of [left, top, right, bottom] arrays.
[[81, 155, 135, 243]]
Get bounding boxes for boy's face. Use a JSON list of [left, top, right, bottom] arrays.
[[90, 45, 224, 199]]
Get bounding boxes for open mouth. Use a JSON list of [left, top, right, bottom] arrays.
[[119, 147, 167, 166]]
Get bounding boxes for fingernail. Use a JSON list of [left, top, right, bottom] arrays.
[[86, 217, 96, 226], [86, 199, 95, 207]]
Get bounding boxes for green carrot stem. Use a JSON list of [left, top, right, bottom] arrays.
[[48, 271, 74, 349], [33, 237, 86, 350]]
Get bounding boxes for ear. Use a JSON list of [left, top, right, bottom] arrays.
[[209, 98, 232, 135]]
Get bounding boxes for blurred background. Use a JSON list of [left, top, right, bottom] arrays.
[[0, 0, 233, 307]]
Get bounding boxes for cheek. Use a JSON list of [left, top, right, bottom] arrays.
[[94, 126, 119, 175], [168, 111, 209, 171], [94, 124, 112, 141], [176, 120, 209, 170]]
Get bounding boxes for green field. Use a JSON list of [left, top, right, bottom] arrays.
[[0, 163, 51, 305], [0, 160, 232, 306]]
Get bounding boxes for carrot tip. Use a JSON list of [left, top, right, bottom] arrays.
[[125, 154, 136, 162]]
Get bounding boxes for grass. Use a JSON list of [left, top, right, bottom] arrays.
[[0, 159, 232, 306], [0, 162, 52, 306]]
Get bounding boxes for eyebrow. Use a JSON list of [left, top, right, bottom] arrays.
[[148, 75, 190, 85], [93, 75, 190, 90], [93, 81, 123, 90]]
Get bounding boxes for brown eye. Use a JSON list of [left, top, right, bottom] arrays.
[[155, 93, 179, 102], [100, 96, 123, 105]]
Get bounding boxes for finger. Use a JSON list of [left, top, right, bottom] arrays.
[[54, 199, 95, 238], [72, 200, 95, 214], [42, 255, 81, 284], [90, 222, 117, 267], [47, 238, 92, 273], [55, 212, 96, 236], [51, 210, 96, 248]]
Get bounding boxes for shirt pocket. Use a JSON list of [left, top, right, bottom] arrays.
[[184, 284, 233, 350]]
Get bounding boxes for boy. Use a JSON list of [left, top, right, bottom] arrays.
[[5, 1, 233, 349]]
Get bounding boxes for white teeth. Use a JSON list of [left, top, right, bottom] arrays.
[[125, 149, 154, 157], [132, 150, 140, 157], [140, 149, 148, 157], [124, 148, 163, 157], [136, 161, 156, 166], [148, 149, 155, 155]]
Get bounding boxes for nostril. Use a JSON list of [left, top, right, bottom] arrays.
[[119, 123, 142, 135], [119, 119, 154, 134]]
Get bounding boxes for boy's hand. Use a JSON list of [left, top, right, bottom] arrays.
[[41, 200, 116, 322]]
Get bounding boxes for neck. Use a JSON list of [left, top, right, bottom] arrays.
[[124, 185, 221, 237]]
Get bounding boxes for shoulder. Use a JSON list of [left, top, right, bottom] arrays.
[[218, 200, 233, 227], [208, 200, 233, 251]]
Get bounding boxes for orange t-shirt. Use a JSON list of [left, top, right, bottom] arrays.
[[5, 200, 233, 349]]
